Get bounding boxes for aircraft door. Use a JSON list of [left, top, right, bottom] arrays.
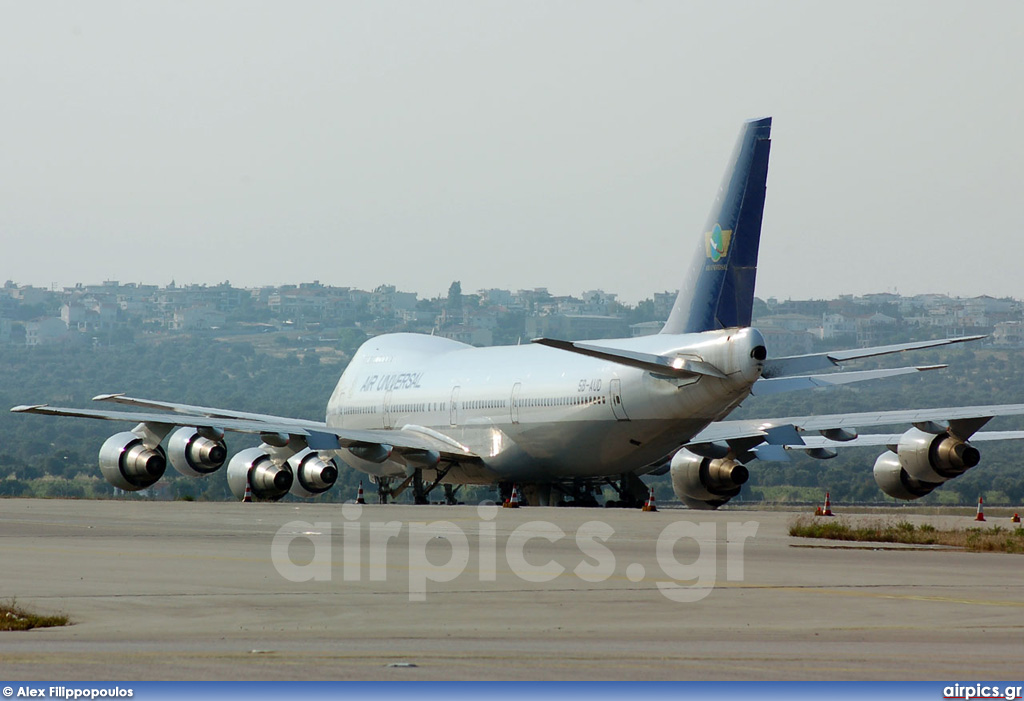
[[510, 382, 521, 424], [609, 379, 630, 421], [450, 386, 460, 427], [383, 390, 393, 429]]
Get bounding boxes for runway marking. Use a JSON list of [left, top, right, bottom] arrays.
[[5, 538, 1024, 610], [0, 648, 1018, 682], [790, 543, 954, 551], [14, 583, 1024, 615], [715, 583, 1024, 608]]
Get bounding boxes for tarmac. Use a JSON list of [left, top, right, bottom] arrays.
[[0, 498, 1021, 680]]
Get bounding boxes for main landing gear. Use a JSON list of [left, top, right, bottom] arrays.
[[502, 479, 601, 507], [503, 473, 649, 508], [603, 472, 650, 509], [370, 466, 460, 505]]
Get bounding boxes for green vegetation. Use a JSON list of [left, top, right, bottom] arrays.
[[0, 337, 503, 504], [0, 600, 70, 631], [731, 344, 1024, 507], [0, 338, 336, 501], [2, 323, 1024, 505], [789, 516, 1024, 553]]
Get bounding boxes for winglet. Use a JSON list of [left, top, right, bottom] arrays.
[[10, 404, 47, 413]]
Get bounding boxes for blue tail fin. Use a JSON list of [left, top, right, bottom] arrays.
[[661, 117, 772, 334]]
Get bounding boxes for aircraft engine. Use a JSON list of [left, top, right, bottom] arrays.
[[872, 451, 939, 500], [99, 431, 167, 491], [287, 448, 339, 498], [167, 427, 227, 477], [872, 428, 980, 500], [670, 448, 749, 510], [226, 447, 293, 501]]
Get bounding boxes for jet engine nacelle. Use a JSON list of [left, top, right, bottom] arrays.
[[99, 431, 167, 491], [896, 428, 980, 483], [872, 428, 980, 500], [287, 448, 339, 498], [226, 447, 293, 501], [167, 427, 227, 478], [872, 450, 939, 501], [670, 448, 749, 510]]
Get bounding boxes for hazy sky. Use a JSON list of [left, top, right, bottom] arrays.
[[2, 1, 1021, 303]]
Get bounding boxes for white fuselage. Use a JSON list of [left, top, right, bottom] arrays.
[[324, 327, 766, 484]]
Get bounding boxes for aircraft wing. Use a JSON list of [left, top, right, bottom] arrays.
[[10, 402, 479, 462], [791, 430, 1024, 451], [689, 403, 1024, 449], [90, 393, 317, 426]]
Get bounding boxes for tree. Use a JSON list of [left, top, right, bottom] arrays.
[[446, 281, 463, 312]]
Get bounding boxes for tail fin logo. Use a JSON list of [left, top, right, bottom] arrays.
[[705, 223, 732, 263]]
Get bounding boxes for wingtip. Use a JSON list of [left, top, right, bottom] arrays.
[[531, 337, 572, 347], [92, 393, 125, 402], [11, 404, 46, 413], [530, 337, 561, 347]]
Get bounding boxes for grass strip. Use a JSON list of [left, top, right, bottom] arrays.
[[0, 600, 70, 631], [789, 517, 1024, 554]]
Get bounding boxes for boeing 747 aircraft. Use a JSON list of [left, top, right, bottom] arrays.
[[14, 118, 1024, 507]]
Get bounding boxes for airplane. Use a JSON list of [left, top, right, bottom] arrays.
[[13, 117, 1024, 508]]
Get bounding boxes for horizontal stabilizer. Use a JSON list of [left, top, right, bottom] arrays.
[[761, 335, 985, 378], [749, 365, 946, 396], [531, 338, 727, 379]]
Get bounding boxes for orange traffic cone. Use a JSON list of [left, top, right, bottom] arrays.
[[356, 481, 366, 505], [1012, 513, 1021, 524], [822, 491, 834, 517], [641, 487, 658, 512], [975, 496, 986, 522], [242, 481, 253, 503], [503, 485, 520, 508]]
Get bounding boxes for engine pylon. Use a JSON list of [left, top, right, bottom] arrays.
[[822, 491, 834, 517], [975, 496, 986, 522], [356, 481, 366, 505], [642, 487, 658, 512], [503, 484, 521, 509]]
